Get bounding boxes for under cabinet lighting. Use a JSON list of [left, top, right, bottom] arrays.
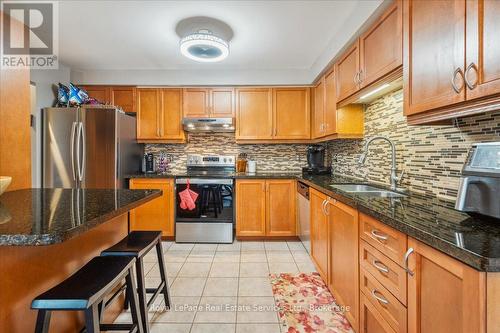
[[360, 84, 390, 100]]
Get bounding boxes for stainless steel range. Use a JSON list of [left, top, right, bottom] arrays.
[[175, 155, 235, 243]]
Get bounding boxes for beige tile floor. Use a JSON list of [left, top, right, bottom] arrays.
[[113, 240, 317, 333]]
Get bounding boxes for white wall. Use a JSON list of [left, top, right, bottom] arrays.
[[30, 62, 71, 187]]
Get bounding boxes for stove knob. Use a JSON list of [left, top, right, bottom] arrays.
[[223, 158, 227, 163]]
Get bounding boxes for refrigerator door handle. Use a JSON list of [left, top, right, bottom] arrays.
[[70, 122, 78, 181], [78, 122, 86, 182]]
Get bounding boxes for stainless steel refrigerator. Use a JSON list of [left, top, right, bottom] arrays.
[[41, 106, 143, 189]]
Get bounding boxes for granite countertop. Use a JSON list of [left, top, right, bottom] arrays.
[[300, 174, 500, 272], [0, 188, 161, 246], [126, 172, 301, 179], [126, 171, 500, 271]]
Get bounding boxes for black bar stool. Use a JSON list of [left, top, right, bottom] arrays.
[[101, 231, 171, 333], [31, 256, 142, 333]]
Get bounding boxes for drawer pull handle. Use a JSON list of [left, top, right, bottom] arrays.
[[371, 230, 388, 241], [371, 289, 389, 305], [372, 260, 390, 274]]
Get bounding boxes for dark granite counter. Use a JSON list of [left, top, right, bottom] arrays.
[[126, 172, 301, 179], [0, 188, 161, 246], [126, 171, 500, 271]]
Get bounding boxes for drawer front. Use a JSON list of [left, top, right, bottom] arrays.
[[360, 268, 407, 333], [360, 293, 397, 333], [359, 213, 407, 265], [360, 240, 407, 305]]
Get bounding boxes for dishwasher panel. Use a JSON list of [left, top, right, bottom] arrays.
[[297, 181, 310, 254]]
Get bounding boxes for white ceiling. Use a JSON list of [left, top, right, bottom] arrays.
[[59, 0, 384, 85]]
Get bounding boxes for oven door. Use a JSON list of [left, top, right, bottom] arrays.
[[175, 178, 233, 223]]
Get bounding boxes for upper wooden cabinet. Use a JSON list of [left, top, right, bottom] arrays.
[[312, 79, 325, 138], [81, 85, 111, 104], [324, 70, 337, 136], [336, 42, 361, 102], [235, 179, 296, 237], [129, 178, 175, 237], [310, 188, 329, 281], [407, 237, 485, 333], [111, 86, 136, 113], [137, 88, 184, 142], [273, 88, 310, 139], [183, 88, 234, 118], [236, 88, 273, 140], [359, 1, 402, 88], [404, 0, 500, 123]]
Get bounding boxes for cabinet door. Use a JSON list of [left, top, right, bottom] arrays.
[[211, 88, 234, 117], [310, 188, 329, 281], [465, 0, 500, 100], [183, 88, 209, 118], [266, 180, 296, 236], [403, 0, 466, 115], [235, 88, 273, 140], [312, 80, 325, 139], [359, 1, 402, 88], [273, 88, 310, 139], [328, 199, 359, 332], [82, 86, 111, 103], [129, 179, 174, 236], [336, 41, 360, 102], [160, 89, 184, 140], [236, 180, 266, 236], [111, 86, 136, 113], [324, 70, 337, 135], [360, 294, 397, 333], [407, 237, 485, 333], [137, 88, 160, 140]]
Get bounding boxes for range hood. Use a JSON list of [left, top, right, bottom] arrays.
[[182, 118, 235, 132]]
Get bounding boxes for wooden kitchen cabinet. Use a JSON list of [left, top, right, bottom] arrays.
[[236, 88, 273, 140], [273, 87, 310, 139], [137, 88, 184, 142], [360, 293, 398, 333], [236, 179, 296, 237], [266, 179, 296, 236], [407, 237, 485, 333], [312, 79, 325, 138], [310, 188, 329, 281], [336, 41, 360, 102], [359, 1, 402, 88], [323, 70, 337, 136], [183, 88, 234, 118], [129, 178, 175, 237], [81, 85, 111, 103], [111, 86, 136, 113], [327, 199, 359, 332]]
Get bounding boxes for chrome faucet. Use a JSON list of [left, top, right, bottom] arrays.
[[358, 136, 404, 191]]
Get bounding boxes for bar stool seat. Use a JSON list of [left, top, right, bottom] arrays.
[[31, 256, 143, 333], [101, 231, 171, 333]]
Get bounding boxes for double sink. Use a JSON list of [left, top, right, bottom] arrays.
[[329, 184, 406, 198]]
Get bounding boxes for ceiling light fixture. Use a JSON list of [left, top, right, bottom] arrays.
[[180, 29, 229, 62]]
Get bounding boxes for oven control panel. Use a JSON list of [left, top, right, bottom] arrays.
[[187, 155, 236, 167]]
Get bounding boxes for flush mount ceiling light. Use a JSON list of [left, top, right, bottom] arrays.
[[180, 29, 229, 62]]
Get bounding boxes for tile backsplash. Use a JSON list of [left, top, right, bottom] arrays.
[[145, 88, 500, 201], [328, 89, 500, 201], [145, 135, 314, 173]]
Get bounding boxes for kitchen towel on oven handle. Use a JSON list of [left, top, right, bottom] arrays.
[[179, 179, 198, 210]]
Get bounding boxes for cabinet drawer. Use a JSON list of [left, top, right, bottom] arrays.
[[359, 213, 407, 265], [360, 293, 397, 333], [360, 240, 407, 305], [360, 268, 407, 333]]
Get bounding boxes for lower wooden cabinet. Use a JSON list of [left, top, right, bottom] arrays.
[[407, 237, 485, 333], [310, 188, 329, 281], [129, 178, 175, 237], [236, 179, 296, 237], [327, 199, 359, 332], [360, 293, 398, 333]]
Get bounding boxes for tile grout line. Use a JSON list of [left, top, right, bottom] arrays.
[[188, 244, 211, 333]]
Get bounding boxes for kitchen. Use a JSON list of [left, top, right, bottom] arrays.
[[0, 1, 499, 333]]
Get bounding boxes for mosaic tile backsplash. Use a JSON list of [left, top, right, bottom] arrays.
[[146, 88, 500, 201], [328, 89, 500, 201]]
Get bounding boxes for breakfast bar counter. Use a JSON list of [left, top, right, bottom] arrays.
[[0, 188, 161, 333]]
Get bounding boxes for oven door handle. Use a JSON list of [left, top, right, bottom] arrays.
[[175, 178, 233, 185]]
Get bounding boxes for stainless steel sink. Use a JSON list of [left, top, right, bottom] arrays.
[[329, 184, 406, 198]]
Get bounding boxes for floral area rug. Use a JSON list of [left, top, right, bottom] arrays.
[[270, 272, 354, 333]]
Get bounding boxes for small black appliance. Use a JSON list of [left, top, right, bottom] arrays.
[[143, 153, 156, 174], [302, 145, 331, 175]]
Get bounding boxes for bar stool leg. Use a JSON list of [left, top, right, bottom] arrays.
[[156, 241, 171, 309], [84, 304, 100, 333], [34, 310, 51, 333], [135, 257, 150, 333], [123, 283, 130, 310], [127, 267, 144, 333]]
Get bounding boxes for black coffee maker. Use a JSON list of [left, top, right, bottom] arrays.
[[302, 145, 332, 175]]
